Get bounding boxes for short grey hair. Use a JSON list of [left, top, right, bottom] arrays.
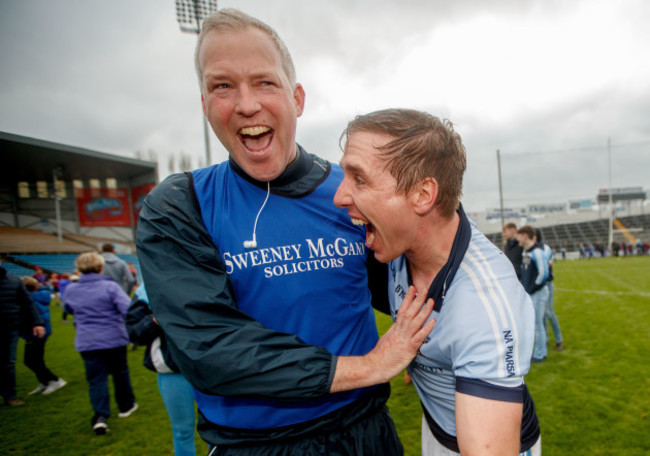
[[194, 8, 296, 87]]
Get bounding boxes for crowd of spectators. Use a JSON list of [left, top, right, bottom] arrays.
[[1, 249, 200, 453], [575, 239, 649, 258]]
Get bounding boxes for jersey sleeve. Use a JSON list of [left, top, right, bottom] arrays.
[[531, 248, 548, 285], [136, 173, 335, 401], [442, 273, 531, 402]]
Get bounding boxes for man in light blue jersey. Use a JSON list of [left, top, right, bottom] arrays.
[[536, 229, 564, 352], [334, 108, 541, 455], [517, 226, 550, 363]]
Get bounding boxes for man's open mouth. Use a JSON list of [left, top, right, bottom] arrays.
[[351, 217, 376, 246], [239, 126, 273, 152]]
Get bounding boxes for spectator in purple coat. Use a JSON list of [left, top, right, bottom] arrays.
[[63, 252, 137, 435]]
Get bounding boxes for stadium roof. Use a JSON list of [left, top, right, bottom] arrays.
[[1, 131, 157, 184]]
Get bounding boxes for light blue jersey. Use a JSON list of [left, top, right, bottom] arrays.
[[542, 243, 554, 281], [388, 207, 539, 451], [521, 242, 549, 295]]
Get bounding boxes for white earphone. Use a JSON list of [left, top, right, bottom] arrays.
[[243, 181, 271, 249]]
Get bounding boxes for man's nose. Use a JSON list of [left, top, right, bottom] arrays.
[[333, 178, 351, 208], [235, 86, 261, 116]]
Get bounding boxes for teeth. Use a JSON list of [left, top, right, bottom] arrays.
[[240, 126, 270, 136], [351, 218, 366, 226]]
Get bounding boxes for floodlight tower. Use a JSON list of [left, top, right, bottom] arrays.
[[175, 0, 218, 166]]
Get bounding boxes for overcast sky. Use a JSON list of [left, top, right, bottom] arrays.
[[2, 0, 649, 213]]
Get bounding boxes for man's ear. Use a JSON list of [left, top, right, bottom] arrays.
[[411, 177, 438, 215], [294, 83, 306, 117], [201, 93, 207, 117]]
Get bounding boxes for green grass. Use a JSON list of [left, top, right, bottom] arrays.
[[2, 256, 649, 455], [1, 309, 208, 456]]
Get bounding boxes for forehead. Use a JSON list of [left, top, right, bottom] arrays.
[[340, 131, 393, 169], [199, 27, 284, 76]]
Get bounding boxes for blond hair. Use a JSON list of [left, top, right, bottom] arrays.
[[75, 252, 104, 274]]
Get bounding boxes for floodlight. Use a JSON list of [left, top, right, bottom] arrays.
[[175, 0, 218, 165], [176, 0, 218, 34]]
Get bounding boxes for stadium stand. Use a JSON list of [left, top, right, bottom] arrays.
[[5, 253, 140, 279], [2, 133, 154, 283], [0, 226, 141, 281], [484, 213, 650, 251], [0, 226, 94, 254]]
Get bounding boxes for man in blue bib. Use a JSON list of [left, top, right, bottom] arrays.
[[334, 109, 542, 455], [137, 9, 432, 455]]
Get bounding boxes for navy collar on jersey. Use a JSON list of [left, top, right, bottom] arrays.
[[406, 204, 471, 312]]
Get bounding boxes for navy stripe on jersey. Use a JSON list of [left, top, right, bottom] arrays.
[[456, 377, 525, 402]]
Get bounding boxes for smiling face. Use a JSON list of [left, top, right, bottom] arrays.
[[334, 131, 417, 263], [198, 27, 305, 181], [517, 232, 534, 249]]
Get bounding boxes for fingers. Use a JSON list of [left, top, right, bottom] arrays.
[[396, 287, 435, 331], [413, 297, 434, 328], [415, 317, 436, 344], [409, 298, 435, 346], [396, 286, 426, 320]]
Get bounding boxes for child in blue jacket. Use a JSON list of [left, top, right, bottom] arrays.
[[20, 277, 67, 395]]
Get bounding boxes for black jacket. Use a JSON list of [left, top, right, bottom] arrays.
[[125, 297, 179, 373], [135, 151, 392, 447], [136, 154, 335, 400], [504, 238, 523, 279], [0, 266, 43, 332]]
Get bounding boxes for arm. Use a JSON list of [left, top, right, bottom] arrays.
[[121, 262, 135, 294], [455, 392, 522, 456], [61, 285, 77, 315], [125, 299, 160, 346], [17, 281, 45, 338], [531, 248, 548, 286], [331, 286, 435, 392], [137, 174, 336, 400], [111, 283, 131, 318]]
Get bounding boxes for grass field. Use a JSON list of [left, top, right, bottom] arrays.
[[2, 256, 649, 455]]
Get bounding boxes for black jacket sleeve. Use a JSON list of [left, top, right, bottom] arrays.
[[125, 299, 160, 346], [366, 252, 390, 315], [19, 281, 44, 333], [136, 173, 335, 400]]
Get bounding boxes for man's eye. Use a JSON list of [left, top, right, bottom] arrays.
[[355, 175, 365, 185]]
